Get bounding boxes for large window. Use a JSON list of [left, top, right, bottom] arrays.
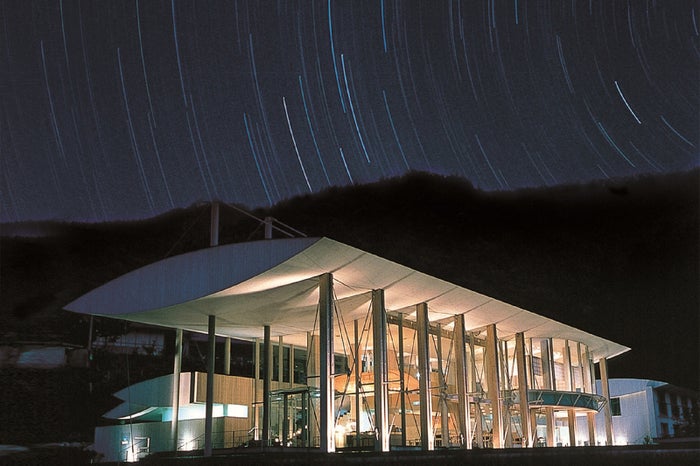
[[530, 339, 551, 390]]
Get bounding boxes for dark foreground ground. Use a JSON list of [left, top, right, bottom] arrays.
[[1, 445, 699, 466]]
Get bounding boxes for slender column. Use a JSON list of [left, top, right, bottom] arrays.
[[416, 303, 434, 450], [307, 332, 319, 446], [545, 407, 554, 447], [587, 412, 596, 445], [500, 341, 513, 448], [436, 324, 450, 447], [485, 324, 503, 448], [171, 328, 183, 450], [210, 202, 219, 247], [278, 336, 284, 384], [204, 316, 216, 457], [599, 357, 613, 445], [354, 319, 361, 447], [515, 332, 531, 448], [262, 325, 272, 446], [319, 273, 335, 452], [301, 391, 309, 447], [289, 345, 295, 386], [283, 394, 289, 447], [471, 339, 483, 448], [223, 337, 231, 376], [253, 337, 260, 440], [568, 410, 577, 446], [371, 289, 389, 451], [397, 313, 407, 447], [453, 315, 471, 449], [264, 216, 273, 239], [530, 410, 539, 446]]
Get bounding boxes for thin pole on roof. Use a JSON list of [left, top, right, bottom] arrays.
[[222, 201, 307, 238], [210, 202, 219, 247]]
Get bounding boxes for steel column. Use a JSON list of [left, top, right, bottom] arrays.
[[253, 337, 260, 440], [223, 337, 231, 375], [289, 344, 295, 386], [587, 411, 596, 445], [204, 315, 216, 457], [372, 289, 389, 451], [545, 407, 554, 447], [416, 302, 434, 450], [263, 325, 271, 446], [515, 332, 531, 448], [436, 323, 450, 447], [171, 328, 183, 451], [398, 313, 407, 447], [319, 273, 335, 452], [485, 324, 503, 448], [279, 336, 284, 383], [453, 315, 471, 449], [599, 357, 614, 445], [568, 410, 577, 446], [354, 319, 361, 448]]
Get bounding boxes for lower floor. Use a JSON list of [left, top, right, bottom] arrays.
[[95, 373, 608, 462]]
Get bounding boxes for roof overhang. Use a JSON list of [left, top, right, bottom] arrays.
[[65, 237, 629, 361]]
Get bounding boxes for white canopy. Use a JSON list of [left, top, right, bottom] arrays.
[[66, 237, 629, 361]]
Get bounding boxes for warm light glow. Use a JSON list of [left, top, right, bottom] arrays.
[[181, 433, 195, 451]]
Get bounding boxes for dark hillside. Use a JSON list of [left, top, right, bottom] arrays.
[[268, 170, 699, 390], [1, 169, 698, 389]]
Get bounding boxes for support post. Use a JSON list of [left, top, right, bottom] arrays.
[[319, 273, 335, 452], [530, 409, 539, 447], [307, 332, 319, 446], [354, 319, 361, 448], [279, 336, 284, 384], [398, 313, 407, 447], [264, 216, 273, 239], [545, 407, 555, 447], [254, 337, 260, 440], [471, 339, 483, 448], [204, 316, 216, 457], [210, 202, 219, 247], [587, 412, 596, 445], [485, 324, 503, 448], [289, 344, 295, 386], [454, 315, 472, 449], [416, 302, 434, 450], [171, 328, 183, 451], [436, 324, 450, 447], [223, 337, 231, 376], [372, 289, 389, 451], [263, 325, 272, 447], [599, 357, 614, 445], [515, 332, 531, 447], [568, 410, 577, 446]]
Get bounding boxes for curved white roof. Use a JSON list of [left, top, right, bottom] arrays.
[[66, 237, 629, 361]]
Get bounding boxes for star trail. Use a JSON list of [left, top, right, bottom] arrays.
[[1, 0, 697, 222]]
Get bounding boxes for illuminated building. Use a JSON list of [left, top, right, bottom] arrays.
[[67, 237, 628, 462]]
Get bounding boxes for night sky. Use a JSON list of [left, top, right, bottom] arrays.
[[1, 1, 697, 222]]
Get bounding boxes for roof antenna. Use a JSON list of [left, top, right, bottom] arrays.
[[210, 201, 219, 247], [264, 216, 273, 239]]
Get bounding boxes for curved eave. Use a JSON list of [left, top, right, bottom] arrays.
[[65, 237, 629, 361], [66, 237, 323, 316]]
